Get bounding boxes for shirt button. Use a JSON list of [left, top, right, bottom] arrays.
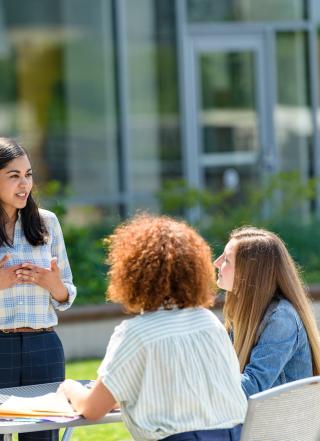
[[19, 302, 23, 305]]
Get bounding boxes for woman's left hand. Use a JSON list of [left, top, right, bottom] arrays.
[[16, 258, 69, 302]]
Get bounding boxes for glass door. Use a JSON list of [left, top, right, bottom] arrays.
[[187, 33, 272, 202]]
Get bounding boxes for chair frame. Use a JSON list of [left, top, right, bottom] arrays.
[[240, 375, 320, 441]]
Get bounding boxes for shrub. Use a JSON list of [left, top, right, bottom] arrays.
[[62, 224, 109, 305], [35, 173, 320, 305], [157, 172, 320, 286], [37, 181, 114, 305]]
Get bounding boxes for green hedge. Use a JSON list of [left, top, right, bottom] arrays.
[[41, 173, 320, 305], [37, 182, 112, 305], [62, 224, 111, 305], [61, 216, 320, 306], [158, 173, 320, 287]]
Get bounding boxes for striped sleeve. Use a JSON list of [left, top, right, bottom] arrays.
[[98, 320, 146, 404]]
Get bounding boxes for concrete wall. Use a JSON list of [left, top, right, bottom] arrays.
[[56, 294, 320, 360]]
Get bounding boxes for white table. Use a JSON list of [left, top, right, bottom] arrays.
[[0, 381, 122, 441]]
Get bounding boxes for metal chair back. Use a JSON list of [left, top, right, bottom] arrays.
[[241, 376, 320, 441]]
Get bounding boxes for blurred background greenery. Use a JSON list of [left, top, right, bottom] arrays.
[[38, 172, 320, 306]]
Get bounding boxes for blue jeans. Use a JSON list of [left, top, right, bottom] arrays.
[[0, 330, 65, 441], [161, 426, 242, 441]]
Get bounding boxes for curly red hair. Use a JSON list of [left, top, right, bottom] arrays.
[[105, 214, 216, 313]]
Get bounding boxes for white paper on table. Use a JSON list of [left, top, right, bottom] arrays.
[[0, 392, 78, 417]]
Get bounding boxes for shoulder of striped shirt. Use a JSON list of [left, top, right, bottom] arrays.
[[123, 308, 224, 335]]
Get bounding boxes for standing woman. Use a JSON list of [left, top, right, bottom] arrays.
[[214, 226, 320, 398], [0, 137, 76, 441]]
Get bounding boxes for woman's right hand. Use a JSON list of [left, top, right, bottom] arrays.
[[0, 254, 21, 290]]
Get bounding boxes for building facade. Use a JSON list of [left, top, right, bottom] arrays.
[[0, 0, 320, 222]]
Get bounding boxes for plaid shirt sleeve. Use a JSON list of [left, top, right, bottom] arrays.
[[47, 212, 77, 311], [0, 209, 76, 329]]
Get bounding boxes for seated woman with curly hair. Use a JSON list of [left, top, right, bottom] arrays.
[[59, 214, 247, 441]]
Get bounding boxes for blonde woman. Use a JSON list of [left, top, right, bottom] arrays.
[[214, 226, 320, 398]]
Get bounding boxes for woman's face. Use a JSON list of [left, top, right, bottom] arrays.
[[0, 155, 33, 218], [214, 239, 237, 291]]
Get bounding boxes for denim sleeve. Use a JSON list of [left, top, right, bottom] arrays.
[[241, 306, 298, 397]]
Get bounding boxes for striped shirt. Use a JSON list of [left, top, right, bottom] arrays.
[[98, 307, 247, 441], [0, 209, 76, 329]]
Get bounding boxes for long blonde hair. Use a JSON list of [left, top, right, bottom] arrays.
[[223, 226, 320, 374]]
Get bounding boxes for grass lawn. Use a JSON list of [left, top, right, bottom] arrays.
[[61, 358, 132, 441]]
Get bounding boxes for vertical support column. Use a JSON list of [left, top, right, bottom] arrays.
[[308, 0, 320, 217], [175, 0, 201, 222], [113, 0, 132, 216]]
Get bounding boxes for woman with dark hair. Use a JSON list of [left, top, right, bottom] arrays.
[[59, 214, 247, 441], [0, 137, 76, 441], [214, 226, 320, 398]]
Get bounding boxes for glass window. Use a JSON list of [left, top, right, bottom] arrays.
[[204, 164, 258, 203], [275, 32, 311, 178], [317, 20, 320, 164], [199, 50, 258, 154], [315, 3, 320, 23], [124, 0, 182, 210], [196, 43, 261, 211], [61, 0, 118, 209], [187, 0, 306, 23], [0, 0, 120, 221], [275, 31, 312, 217]]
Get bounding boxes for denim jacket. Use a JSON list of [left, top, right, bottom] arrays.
[[241, 298, 313, 397]]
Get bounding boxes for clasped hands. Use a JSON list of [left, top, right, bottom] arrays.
[[0, 254, 66, 300]]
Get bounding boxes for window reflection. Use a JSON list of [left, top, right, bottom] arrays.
[[276, 31, 311, 217], [62, 0, 118, 206], [1, 0, 65, 181], [200, 51, 258, 154], [187, 0, 306, 23], [0, 0, 119, 221], [125, 0, 181, 207], [276, 32, 311, 178], [204, 164, 258, 207]]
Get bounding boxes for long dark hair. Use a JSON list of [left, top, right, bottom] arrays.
[[0, 137, 48, 247]]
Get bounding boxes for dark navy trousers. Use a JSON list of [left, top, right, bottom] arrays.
[[162, 425, 242, 441], [0, 330, 65, 441]]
